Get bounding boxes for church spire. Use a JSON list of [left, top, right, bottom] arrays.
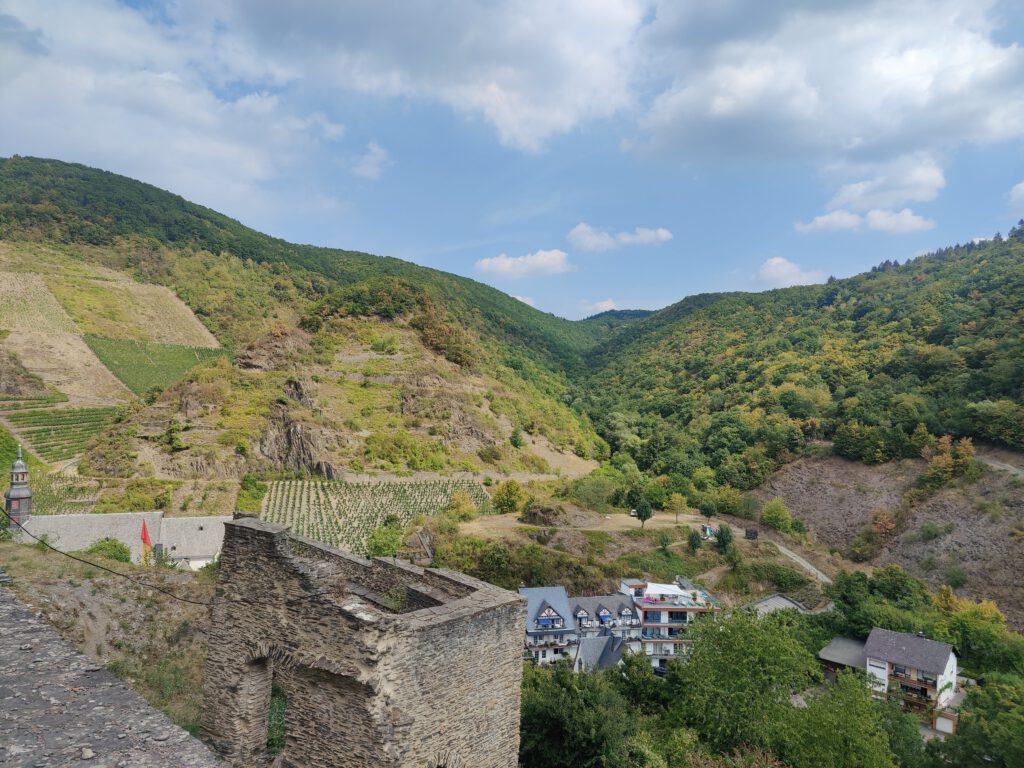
[[5, 445, 32, 527]]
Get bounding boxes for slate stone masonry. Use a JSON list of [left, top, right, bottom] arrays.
[[0, 588, 222, 767], [201, 516, 526, 768]]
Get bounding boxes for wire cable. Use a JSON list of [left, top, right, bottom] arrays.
[[2, 507, 216, 606], [2, 509, 397, 611]]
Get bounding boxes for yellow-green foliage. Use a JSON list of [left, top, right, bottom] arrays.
[[84, 335, 228, 394], [364, 429, 448, 472], [95, 478, 179, 513]]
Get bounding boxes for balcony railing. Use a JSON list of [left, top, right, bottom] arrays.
[[640, 615, 689, 626], [892, 671, 936, 689], [642, 629, 686, 640]]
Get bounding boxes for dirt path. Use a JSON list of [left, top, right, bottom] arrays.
[[462, 509, 835, 586], [765, 538, 833, 584], [976, 454, 1024, 479]]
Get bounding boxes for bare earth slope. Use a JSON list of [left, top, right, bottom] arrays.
[[757, 453, 1024, 629]]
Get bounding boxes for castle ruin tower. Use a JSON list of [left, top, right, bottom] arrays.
[[5, 446, 31, 527]]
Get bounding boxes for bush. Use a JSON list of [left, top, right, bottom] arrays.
[[918, 520, 954, 541], [737, 494, 762, 520], [84, 537, 131, 563], [945, 566, 968, 588], [760, 498, 792, 532], [492, 479, 526, 515]]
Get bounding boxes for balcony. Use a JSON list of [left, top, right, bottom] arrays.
[[640, 614, 689, 627], [642, 628, 686, 640], [892, 671, 936, 689]]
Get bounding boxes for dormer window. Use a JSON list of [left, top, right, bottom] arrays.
[[598, 609, 611, 624], [537, 607, 564, 629]]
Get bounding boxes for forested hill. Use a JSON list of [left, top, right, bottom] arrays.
[[577, 229, 1024, 487], [0, 156, 604, 374], [3, 156, 1024, 488]]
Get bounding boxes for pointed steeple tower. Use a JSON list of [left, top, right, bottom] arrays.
[[5, 445, 31, 527]]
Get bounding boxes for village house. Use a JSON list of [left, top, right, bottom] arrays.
[[571, 594, 642, 645], [819, 627, 961, 734], [519, 586, 579, 665], [620, 576, 721, 670], [521, 577, 722, 672]]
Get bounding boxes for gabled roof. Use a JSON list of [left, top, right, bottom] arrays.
[[864, 628, 954, 675], [749, 593, 809, 617], [819, 636, 867, 669], [574, 631, 626, 671], [572, 594, 634, 620], [519, 586, 575, 634]]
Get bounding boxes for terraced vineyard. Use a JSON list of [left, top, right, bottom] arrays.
[[262, 479, 489, 555], [4, 406, 120, 462], [83, 335, 229, 394]]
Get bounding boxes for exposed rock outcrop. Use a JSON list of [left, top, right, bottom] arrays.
[[259, 406, 340, 478]]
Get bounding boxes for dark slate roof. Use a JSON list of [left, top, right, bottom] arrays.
[[864, 628, 954, 674], [818, 636, 867, 669], [572, 595, 634, 619], [519, 586, 575, 634], [574, 631, 626, 671], [749, 593, 809, 616]]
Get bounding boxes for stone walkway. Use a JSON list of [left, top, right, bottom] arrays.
[[0, 588, 222, 767]]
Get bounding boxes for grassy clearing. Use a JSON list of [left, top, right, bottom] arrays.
[[45, 273, 219, 347], [83, 335, 228, 394]]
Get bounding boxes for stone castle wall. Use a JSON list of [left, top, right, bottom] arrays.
[[201, 516, 525, 768]]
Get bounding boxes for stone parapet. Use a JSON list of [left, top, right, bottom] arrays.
[[202, 516, 525, 768]]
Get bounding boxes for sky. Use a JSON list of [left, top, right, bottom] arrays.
[[1, 1, 1023, 319]]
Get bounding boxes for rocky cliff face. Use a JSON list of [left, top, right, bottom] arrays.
[[259, 406, 341, 479]]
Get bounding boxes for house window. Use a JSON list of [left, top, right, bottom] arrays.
[[893, 665, 908, 677]]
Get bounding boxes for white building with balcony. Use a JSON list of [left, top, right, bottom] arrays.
[[519, 586, 578, 665], [619, 576, 721, 670]]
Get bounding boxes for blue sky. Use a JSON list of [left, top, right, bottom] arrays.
[[1, 1, 1023, 319]]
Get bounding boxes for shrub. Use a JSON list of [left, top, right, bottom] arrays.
[[945, 566, 968, 588], [687, 528, 702, 553], [492, 479, 526, 515], [760, 498, 792, 532], [84, 537, 131, 563], [919, 520, 954, 542], [737, 494, 762, 520]]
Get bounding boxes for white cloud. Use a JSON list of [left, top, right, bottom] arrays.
[[864, 208, 935, 233], [568, 222, 673, 252], [635, 1, 1024, 161], [633, 1, 1024, 219], [568, 223, 617, 252], [1010, 181, 1024, 216], [170, 1, 646, 153], [795, 207, 934, 234], [795, 210, 863, 233], [475, 249, 574, 277], [0, 0, 349, 222], [351, 142, 391, 180], [756, 257, 824, 288], [512, 295, 536, 307], [826, 155, 945, 212], [590, 298, 618, 313]]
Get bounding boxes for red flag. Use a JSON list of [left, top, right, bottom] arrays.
[[141, 520, 153, 561]]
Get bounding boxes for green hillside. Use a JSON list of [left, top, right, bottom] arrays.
[[578, 231, 1024, 487], [3, 156, 1024, 486], [0, 156, 600, 374]]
